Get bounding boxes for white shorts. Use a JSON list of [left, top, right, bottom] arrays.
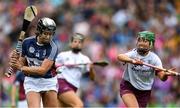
[[17, 100, 28, 108], [24, 76, 58, 94], [17, 99, 43, 108]]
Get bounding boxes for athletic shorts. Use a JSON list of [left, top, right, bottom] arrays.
[[17, 100, 28, 108], [58, 78, 77, 94], [24, 76, 58, 94], [120, 79, 151, 107]]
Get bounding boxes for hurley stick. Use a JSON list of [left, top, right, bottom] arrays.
[[5, 6, 37, 77]]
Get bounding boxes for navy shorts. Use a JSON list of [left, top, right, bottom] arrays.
[[58, 79, 77, 94], [120, 79, 151, 107]]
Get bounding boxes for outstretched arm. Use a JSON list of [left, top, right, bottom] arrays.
[[156, 70, 168, 81], [117, 54, 142, 65], [156, 68, 176, 81], [117, 54, 134, 63]]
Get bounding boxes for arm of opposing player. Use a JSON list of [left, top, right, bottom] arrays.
[[117, 52, 143, 65], [154, 56, 168, 81], [156, 67, 176, 81], [117, 54, 134, 63], [117, 53, 142, 65], [156, 70, 168, 81]]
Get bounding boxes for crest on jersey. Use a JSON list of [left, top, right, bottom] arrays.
[[43, 50, 46, 56], [36, 52, 39, 58], [29, 46, 35, 53]]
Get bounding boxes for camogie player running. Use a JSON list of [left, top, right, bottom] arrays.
[[55, 33, 95, 107], [9, 17, 59, 107], [117, 31, 175, 107]]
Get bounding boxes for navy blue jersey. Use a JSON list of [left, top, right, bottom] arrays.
[[22, 36, 58, 78]]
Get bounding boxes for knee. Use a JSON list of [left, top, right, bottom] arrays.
[[77, 101, 84, 107], [72, 100, 84, 107]]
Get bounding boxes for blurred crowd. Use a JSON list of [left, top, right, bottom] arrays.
[[0, 0, 180, 107]]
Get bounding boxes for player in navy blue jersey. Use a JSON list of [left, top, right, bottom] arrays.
[[9, 17, 59, 107]]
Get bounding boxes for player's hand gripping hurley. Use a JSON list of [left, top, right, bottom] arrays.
[[5, 6, 37, 77], [142, 62, 180, 76], [131, 59, 180, 76]]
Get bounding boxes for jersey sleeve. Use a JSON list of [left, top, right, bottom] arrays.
[[124, 49, 135, 58], [84, 56, 92, 73], [153, 54, 163, 68], [21, 40, 26, 57], [55, 53, 64, 73], [55, 53, 64, 65], [46, 41, 58, 61]]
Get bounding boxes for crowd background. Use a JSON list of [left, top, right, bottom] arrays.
[[0, 0, 180, 107]]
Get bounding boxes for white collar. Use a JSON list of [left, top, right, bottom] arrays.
[[36, 42, 44, 46]]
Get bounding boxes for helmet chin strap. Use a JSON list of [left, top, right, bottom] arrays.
[[137, 47, 150, 56], [72, 48, 81, 54]]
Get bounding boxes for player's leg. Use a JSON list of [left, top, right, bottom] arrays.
[[58, 98, 68, 107], [120, 79, 139, 107], [24, 76, 58, 107], [39, 76, 58, 107], [41, 90, 58, 107], [26, 91, 41, 108], [24, 77, 42, 108], [57, 78, 83, 107], [58, 91, 83, 107], [121, 93, 139, 107], [122, 80, 151, 107], [135, 89, 151, 107]]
